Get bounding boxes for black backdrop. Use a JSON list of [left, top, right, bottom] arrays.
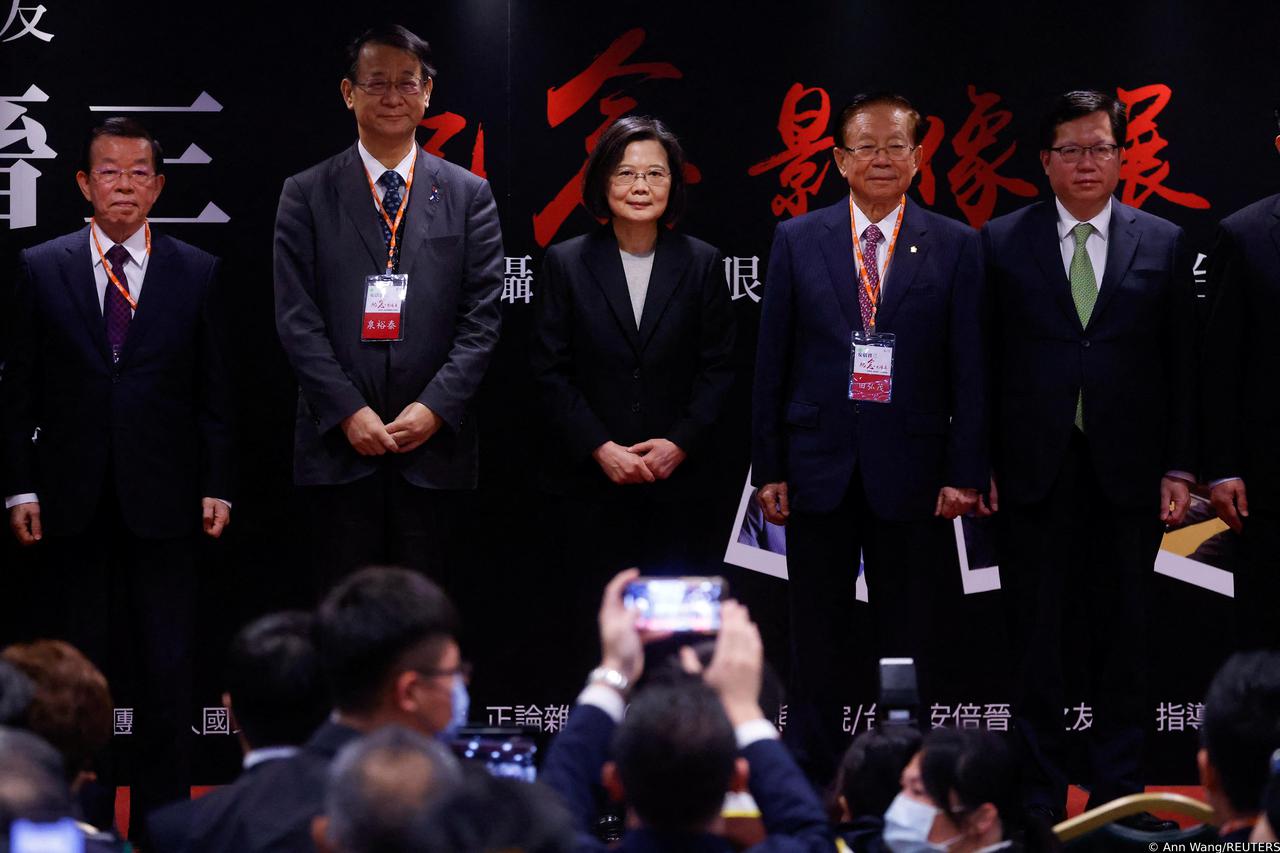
[[3, 0, 1279, 787]]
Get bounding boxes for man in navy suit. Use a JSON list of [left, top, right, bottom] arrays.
[[274, 24, 503, 592], [1, 117, 232, 835], [751, 93, 988, 781], [541, 569, 832, 853], [1200, 111, 1280, 651], [983, 90, 1196, 822]]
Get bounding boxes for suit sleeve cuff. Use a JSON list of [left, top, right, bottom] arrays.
[[5, 493, 38, 509], [1209, 477, 1242, 487], [577, 685, 626, 723], [734, 718, 780, 749]]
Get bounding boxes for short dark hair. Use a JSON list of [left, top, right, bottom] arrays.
[[836, 93, 925, 148], [1202, 651, 1280, 815], [81, 117, 164, 175], [836, 727, 923, 819], [416, 769, 575, 853], [1, 640, 112, 778], [315, 567, 460, 713], [0, 726, 72, 831], [225, 612, 329, 749], [1038, 90, 1128, 151], [346, 24, 436, 82], [613, 682, 736, 832], [582, 115, 688, 226]]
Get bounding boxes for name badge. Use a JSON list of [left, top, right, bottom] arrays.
[[848, 331, 895, 403], [362, 274, 408, 342]]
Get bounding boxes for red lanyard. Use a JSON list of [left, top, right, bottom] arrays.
[[848, 195, 905, 331], [363, 155, 416, 272], [90, 219, 149, 312]]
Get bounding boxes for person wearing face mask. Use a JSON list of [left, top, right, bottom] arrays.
[[530, 115, 736, 669], [883, 728, 1058, 853]]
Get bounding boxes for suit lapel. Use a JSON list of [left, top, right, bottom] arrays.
[[396, 149, 441, 278], [1269, 195, 1280, 270], [337, 145, 390, 273], [637, 230, 692, 351], [1029, 201, 1082, 329], [117, 232, 178, 365], [60, 227, 110, 363], [1092, 200, 1140, 327], [873, 199, 929, 329], [817, 198, 863, 332], [584, 228, 641, 351]]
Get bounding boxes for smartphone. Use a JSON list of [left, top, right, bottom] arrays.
[[878, 657, 920, 728], [449, 728, 538, 782], [623, 576, 726, 633], [10, 819, 84, 853]]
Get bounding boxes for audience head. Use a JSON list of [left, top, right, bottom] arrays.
[[0, 727, 72, 834], [1199, 651, 1280, 822], [315, 566, 463, 735], [224, 611, 329, 751], [835, 726, 923, 823], [887, 728, 1045, 853], [1, 640, 112, 786], [315, 725, 461, 853], [0, 660, 34, 727], [415, 771, 575, 853], [606, 681, 743, 833], [1251, 753, 1280, 842]]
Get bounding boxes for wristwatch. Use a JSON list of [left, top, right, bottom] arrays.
[[587, 666, 630, 695]]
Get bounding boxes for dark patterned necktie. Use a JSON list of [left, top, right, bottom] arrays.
[[377, 170, 405, 247], [858, 223, 884, 331], [104, 243, 132, 362]]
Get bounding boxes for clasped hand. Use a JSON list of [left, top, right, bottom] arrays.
[[341, 403, 440, 456]]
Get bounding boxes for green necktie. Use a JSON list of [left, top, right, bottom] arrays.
[[1069, 222, 1097, 431]]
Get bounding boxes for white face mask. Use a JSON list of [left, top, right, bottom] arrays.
[[883, 793, 961, 853]]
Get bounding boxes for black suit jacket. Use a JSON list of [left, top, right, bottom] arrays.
[[148, 722, 360, 853], [751, 196, 988, 519], [273, 144, 503, 489], [541, 703, 832, 853], [983, 199, 1197, 510], [1, 227, 230, 538], [1201, 192, 1280, 514], [530, 227, 735, 500]]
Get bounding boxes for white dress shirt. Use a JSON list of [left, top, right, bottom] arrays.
[[851, 199, 902, 294], [357, 140, 416, 205], [1054, 196, 1111, 288]]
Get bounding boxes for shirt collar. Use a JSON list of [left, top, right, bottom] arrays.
[[242, 745, 300, 770], [851, 196, 903, 244], [357, 139, 416, 187], [1054, 196, 1112, 243], [90, 220, 148, 268]]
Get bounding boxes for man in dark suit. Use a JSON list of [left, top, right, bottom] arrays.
[[1, 117, 231, 835], [274, 24, 503, 591], [541, 569, 832, 853], [147, 611, 329, 852], [751, 93, 988, 781], [1200, 115, 1280, 651], [983, 90, 1196, 822]]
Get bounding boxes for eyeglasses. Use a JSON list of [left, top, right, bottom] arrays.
[[1047, 143, 1121, 163], [417, 661, 473, 683], [612, 168, 672, 186], [90, 168, 158, 186], [840, 143, 916, 161], [353, 78, 426, 97]]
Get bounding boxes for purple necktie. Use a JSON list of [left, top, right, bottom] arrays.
[[858, 223, 884, 331], [104, 243, 132, 362]]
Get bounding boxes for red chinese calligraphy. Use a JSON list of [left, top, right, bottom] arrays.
[[747, 83, 835, 218], [1116, 84, 1209, 211], [419, 112, 487, 179], [533, 29, 689, 247], [946, 86, 1037, 228], [915, 115, 946, 206]]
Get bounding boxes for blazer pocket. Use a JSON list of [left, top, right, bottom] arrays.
[[906, 411, 950, 435], [785, 400, 819, 429]]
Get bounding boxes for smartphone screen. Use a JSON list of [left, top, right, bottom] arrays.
[[623, 576, 725, 633], [449, 728, 538, 782], [10, 819, 84, 853]]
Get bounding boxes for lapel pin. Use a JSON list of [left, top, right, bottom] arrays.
[[910, 245, 918, 253], [429, 185, 440, 202]]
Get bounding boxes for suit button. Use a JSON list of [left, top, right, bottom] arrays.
[[632, 369, 641, 380], [1081, 340, 1091, 348], [632, 403, 641, 413]]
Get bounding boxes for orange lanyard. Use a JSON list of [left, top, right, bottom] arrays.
[[848, 195, 905, 331], [90, 219, 149, 312], [363, 155, 416, 272]]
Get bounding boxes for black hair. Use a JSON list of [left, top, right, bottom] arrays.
[[315, 567, 460, 714], [1037, 90, 1127, 151], [836, 727, 923, 819], [345, 24, 436, 82], [836, 93, 925, 148], [1202, 651, 1280, 814], [612, 682, 736, 832], [225, 611, 329, 749], [582, 115, 688, 226], [81, 117, 164, 175], [414, 768, 575, 853]]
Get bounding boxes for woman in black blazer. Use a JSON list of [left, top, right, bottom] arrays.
[[531, 115, 736, 607]]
